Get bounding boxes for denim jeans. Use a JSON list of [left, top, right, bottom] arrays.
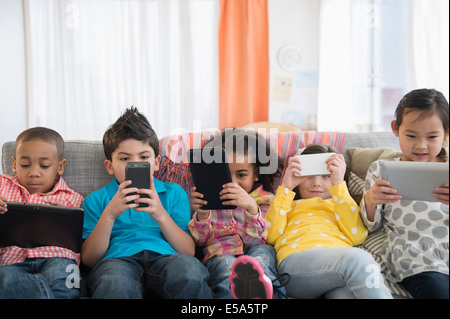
[[86, 250, 212, 299], [205, 244, 285, 299], [401, 271, 449, 299], [278, 247, 393, 299], [0, 257, 80, 299]]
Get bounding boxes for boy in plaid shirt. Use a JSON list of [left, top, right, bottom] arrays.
[[0, 127, 83, 299]]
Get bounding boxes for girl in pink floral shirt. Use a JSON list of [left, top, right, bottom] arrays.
[[189, 128, 285, 299]]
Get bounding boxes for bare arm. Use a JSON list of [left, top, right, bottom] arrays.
[[82, 181, 139, 268]]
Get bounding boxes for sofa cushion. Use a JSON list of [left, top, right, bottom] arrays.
[[348, 147, 402, 180]]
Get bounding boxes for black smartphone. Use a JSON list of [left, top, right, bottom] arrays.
[[187, 147, 236, 210], [125, 162, 151, 207]]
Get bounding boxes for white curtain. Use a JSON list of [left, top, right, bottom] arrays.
[[23, 0, 219, 140], [406, 0, 449, 100], [317, 0, 449, 132], [317, 0, 371, 132]]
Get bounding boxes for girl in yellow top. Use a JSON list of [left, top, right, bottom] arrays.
[[265, 144, 392, 299]]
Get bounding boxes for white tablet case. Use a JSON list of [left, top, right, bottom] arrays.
[[294, 152, 335, 176], [379, 160, 449, 202]]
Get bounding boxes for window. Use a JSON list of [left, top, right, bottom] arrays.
[[317, 0, 449, 132]]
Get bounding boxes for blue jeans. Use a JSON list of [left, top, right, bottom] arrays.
[[205, 244, 285, 299], [0, 257, 80, 299], [401, 271, 449, 299], [278, 247, 393, 299], [86, 250, 212, 299]]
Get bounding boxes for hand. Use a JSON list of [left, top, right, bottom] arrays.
[[190, 186, 210, 220], [104, 180, 139, 220], [433, 183, 449, 205], [134, 175, 168, 222], [280, 156, 307, 190], [220, 182, 259, 215], [325, 154, 346, 186], [365, 179, 402, 207], [0, 195, 7, 214]]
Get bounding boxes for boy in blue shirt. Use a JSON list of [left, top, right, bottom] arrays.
[[81, 107, 211, 298]]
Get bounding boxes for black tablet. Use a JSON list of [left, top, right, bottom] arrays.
[[0, 202, 84, 253], [187, 147, 236, 210]]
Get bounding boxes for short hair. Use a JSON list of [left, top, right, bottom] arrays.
[[15, 127, 65, 160], [103, 106, 159, 161]]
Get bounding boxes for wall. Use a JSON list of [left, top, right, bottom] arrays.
[[268, 0, 321, 129], [0, 0, 27, 173]]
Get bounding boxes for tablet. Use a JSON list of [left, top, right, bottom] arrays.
[[294, 152, 335, 176], [379, 160, 449, 202], [0, 202, 84, 253], [187, 147, 236, 210]]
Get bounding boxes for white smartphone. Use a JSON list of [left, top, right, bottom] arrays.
[[294, 152, 335, 177]]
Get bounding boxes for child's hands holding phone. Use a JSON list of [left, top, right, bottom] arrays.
[[133, 175, 167, 222], [105, 180, 140, 220], [325, 153, 347, 186], [281, 156, 308, 190]]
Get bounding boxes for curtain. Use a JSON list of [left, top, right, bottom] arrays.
[[23, 0, 219, 140], [218, 0, 269, 129], [317, 0, 449, 132], [406, 0, 449, 100], [317, 0, 360, 132]]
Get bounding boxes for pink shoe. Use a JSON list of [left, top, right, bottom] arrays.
[[229, 255, 273, 299]]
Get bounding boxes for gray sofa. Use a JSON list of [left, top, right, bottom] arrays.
[[2, 130, 412, 298]]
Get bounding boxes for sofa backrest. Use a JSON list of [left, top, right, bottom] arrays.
[[2, 130, 399, 198]]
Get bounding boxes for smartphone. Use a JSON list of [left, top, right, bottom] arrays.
[[125, 162, 151, 207], [187, 147, 236, 210], [293, 152, 335, 177]]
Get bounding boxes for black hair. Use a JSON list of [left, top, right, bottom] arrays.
[[394, 88, 449, 159], [103, 106, 159, 161], [15, 127, 65, 160], [394, 88, 449, 132], [206, 127, 283, 192]]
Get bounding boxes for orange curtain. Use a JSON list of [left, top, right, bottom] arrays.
[[219, 0, 269, 129]]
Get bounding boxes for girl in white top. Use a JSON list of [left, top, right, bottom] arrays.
[[360, 88, 449, 299]]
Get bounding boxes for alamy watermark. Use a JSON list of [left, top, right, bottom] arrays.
[[365, 264, 382, 289], [170, 127, 281, 175], [65, 264, 81, 289]]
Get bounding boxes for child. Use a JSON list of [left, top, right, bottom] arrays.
[[360, 88, 449, 299], [0, 127, 84, 299], [189, 128, 286, 299], [265, 144, 393, 299], [81, 107, 212, 299]]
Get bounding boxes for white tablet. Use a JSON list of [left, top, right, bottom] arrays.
[[294, 152, 336, 177], [379, 160, 449, 202]]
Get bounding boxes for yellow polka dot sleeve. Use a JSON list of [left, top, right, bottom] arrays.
[[265, 186, 295, 246]]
